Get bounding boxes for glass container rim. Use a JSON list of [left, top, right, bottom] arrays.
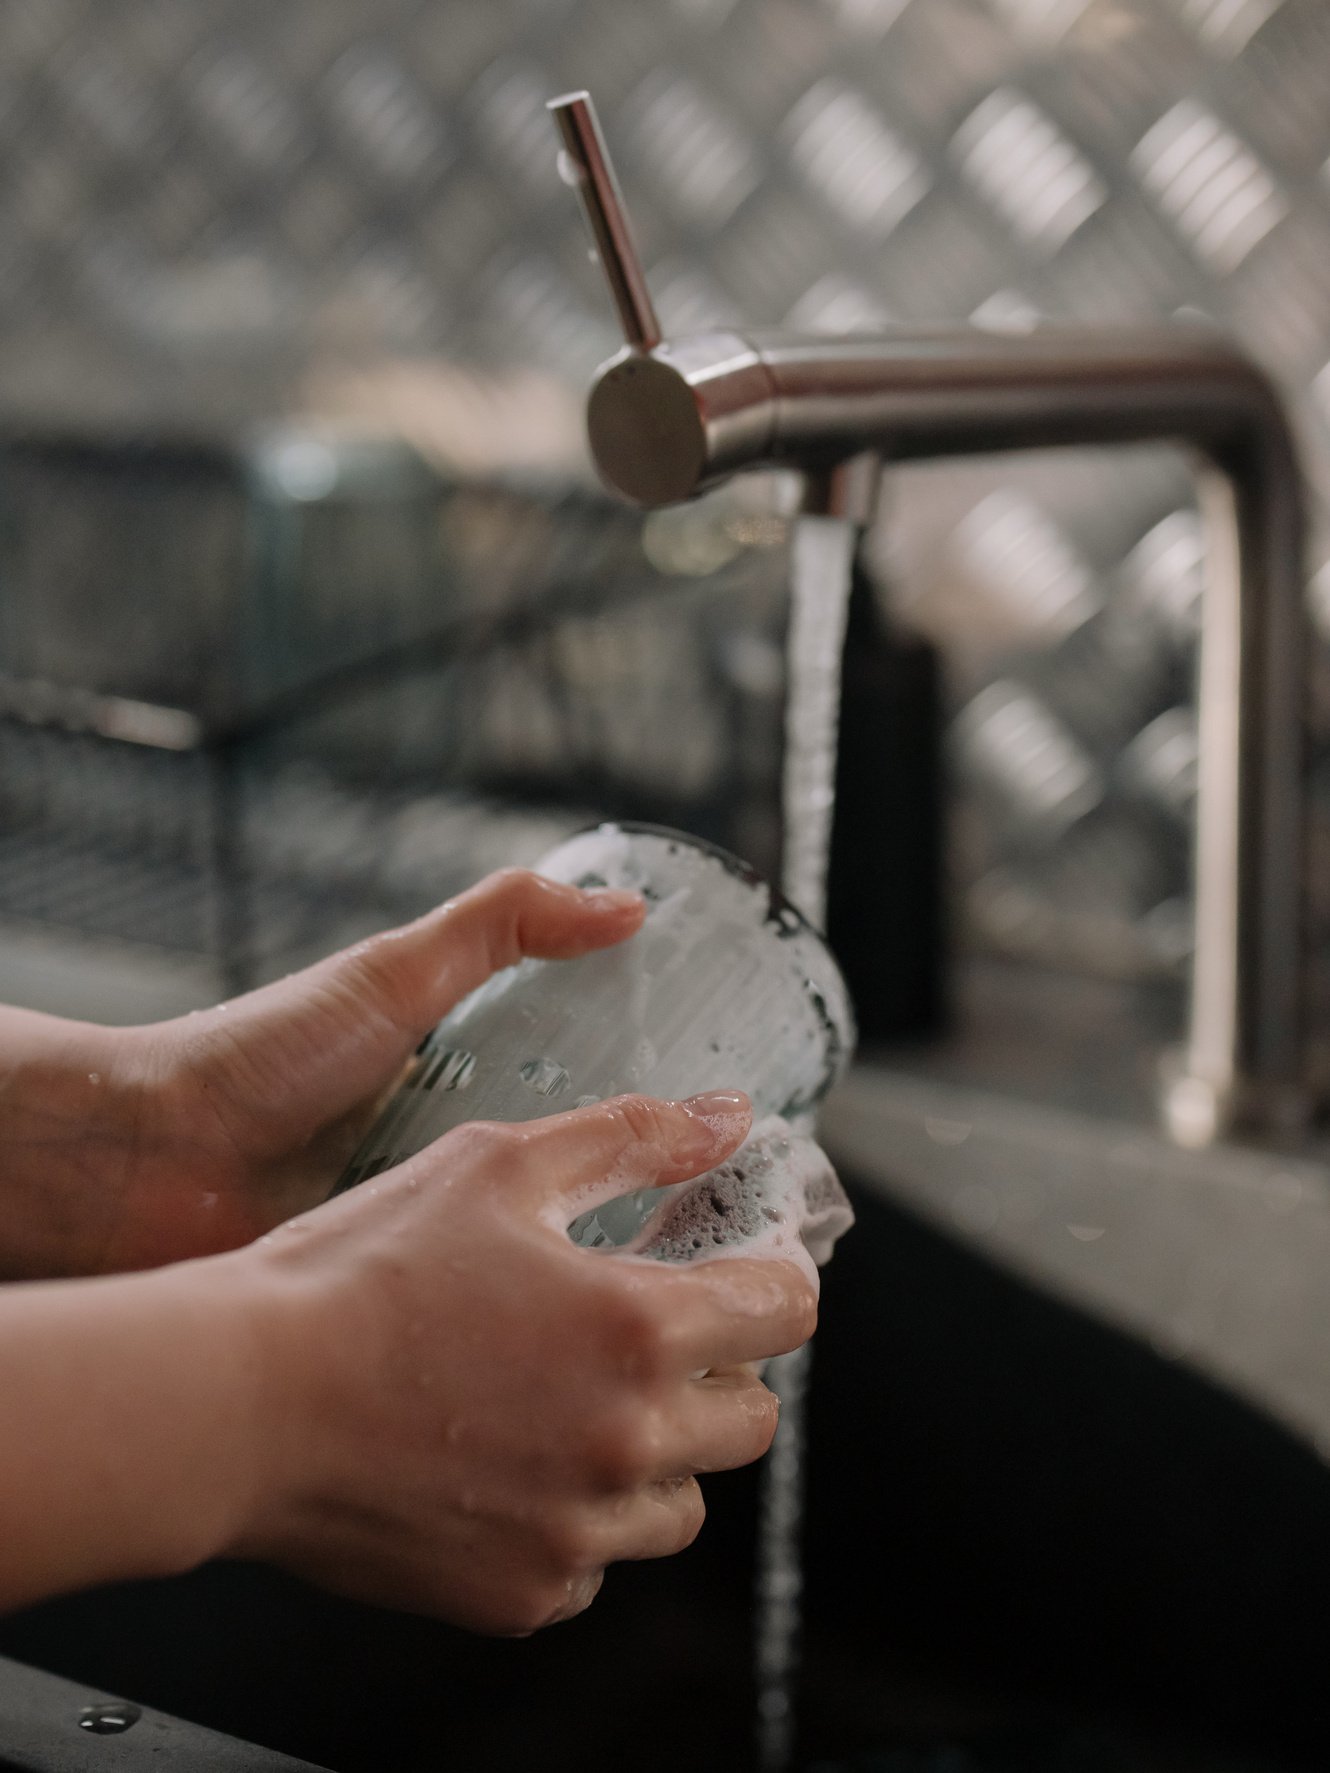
[[567, 818, 830, 944]]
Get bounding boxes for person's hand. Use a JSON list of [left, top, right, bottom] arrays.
[[0, 1085, 817, 1625], [226, 1089, 815, 1632], [0, 872, 645, 1279]]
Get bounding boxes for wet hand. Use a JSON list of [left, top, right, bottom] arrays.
[[0, 872, 644, 1278], [227, 1091, 817, 1632]]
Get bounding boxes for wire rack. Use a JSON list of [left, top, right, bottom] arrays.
[[0, 441, 793, 1003]]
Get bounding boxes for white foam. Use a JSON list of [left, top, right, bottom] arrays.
[[575, 1115, 854, 1287]]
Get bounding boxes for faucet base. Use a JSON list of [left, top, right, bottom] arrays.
[[1159, 1054, 1314, 1150]]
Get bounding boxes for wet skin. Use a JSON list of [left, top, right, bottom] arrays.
[[0, 871, 817, 1627]]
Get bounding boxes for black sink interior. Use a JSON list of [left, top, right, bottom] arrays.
[[2, 1177, 1328, 1772]]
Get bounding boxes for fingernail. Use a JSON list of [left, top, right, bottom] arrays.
[[583, 888, 644, 913], [678, 1089, 751, 1135]]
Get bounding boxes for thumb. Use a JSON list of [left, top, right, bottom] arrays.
[[176, 870, 644, 1149], [307, 868, 644, 1037]]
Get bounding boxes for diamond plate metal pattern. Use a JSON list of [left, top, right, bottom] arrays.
[[3, 0, 1330, 982]]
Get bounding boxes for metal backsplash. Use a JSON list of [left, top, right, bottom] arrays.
[[4, 0, 1330, 984]]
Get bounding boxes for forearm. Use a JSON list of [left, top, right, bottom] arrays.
[[0, 1255, 269, 1612]]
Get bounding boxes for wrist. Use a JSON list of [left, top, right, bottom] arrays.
[[0, 1250, 292, 1609], [114, 1253, 288, 1583], [204, 1234, 333, 1571]]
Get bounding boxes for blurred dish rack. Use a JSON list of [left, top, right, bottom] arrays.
[[5, 0, 1330, 1001], [0, 428, 795, 1011]]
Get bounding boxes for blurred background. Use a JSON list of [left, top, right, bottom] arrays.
[[5, 3, 1330, 1772], [3, 0, 1330, 1016]]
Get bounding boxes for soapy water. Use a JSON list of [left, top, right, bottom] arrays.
[[568, 1115, 853, 1284]]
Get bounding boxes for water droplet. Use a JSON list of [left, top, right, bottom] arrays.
[[78, 1702, 141, 1735], [519, 1057, 571, 1097], [925, 1116, 972, 1146], [201, 1192, 218, 1211], [87, 1073, 101, 1085], [1066, 1223, 1105, 1242], [556, 148, 584, 188]]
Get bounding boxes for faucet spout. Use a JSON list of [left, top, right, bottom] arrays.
[[551, 94, 1309, 1148]]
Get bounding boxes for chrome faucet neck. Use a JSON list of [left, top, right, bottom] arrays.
[[550, 92, 1310, 1148]]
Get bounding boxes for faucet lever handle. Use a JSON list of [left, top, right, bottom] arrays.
[[548, 90, 661, 352]]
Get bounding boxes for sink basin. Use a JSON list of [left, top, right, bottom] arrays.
[[821, 958, 1330, 1453], [5, 957, 1330, 1772], [799, 956, 1330, 1764]]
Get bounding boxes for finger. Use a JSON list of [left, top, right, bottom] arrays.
[[500, 1090, 752, 1215], [544, 1569, 605, 1627], [594, 1477, 707, 1565], [178, 872, 644, 1148], [641, 1255, 818, 1373], [299, 868, 645, 1044], [658, 1368, 782, 1478]]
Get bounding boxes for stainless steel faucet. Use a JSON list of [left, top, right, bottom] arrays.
[[549, 91, 1310, 1150]]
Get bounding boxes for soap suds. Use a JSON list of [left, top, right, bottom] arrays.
[[570, 1115, 854, 1285]]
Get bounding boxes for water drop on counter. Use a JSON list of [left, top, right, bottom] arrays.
[[924, 1115, 972, 1146], [78, 1702, 140, 1735]]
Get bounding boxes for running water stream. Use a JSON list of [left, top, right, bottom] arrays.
[[755, 511, 859, 1773]]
